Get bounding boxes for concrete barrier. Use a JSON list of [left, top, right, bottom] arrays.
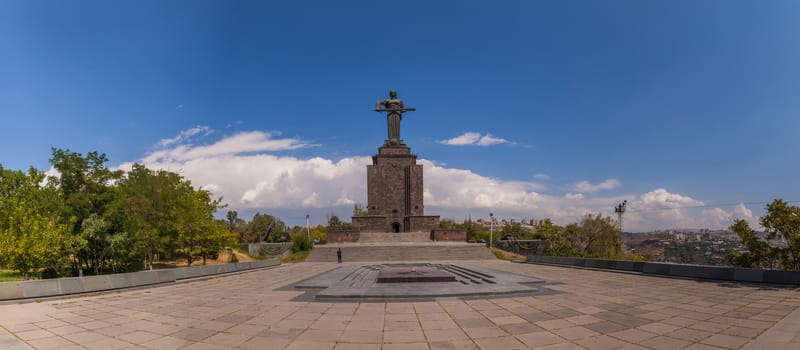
[[734, 268, 763, 283], [0, 282, 22, 300], [81, 275, 113, 292], [57, 277, 85, 295], [0, 259, 279, 301], [21, 279, 60, 298], [525, 255, 800, 285]]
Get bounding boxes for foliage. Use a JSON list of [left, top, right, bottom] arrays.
[[531, 216, 621, 259], [2, 149, 301, 278], [490, 248, 525, 261], [310, 225, 327, 242], [49, 148, 122, 276], [291, 234, 312, 253], [243, 213, 286, 243], [0, 166, 74, 280], [727, 199, 800, 270], [352, 203, 369, 217], [571, 214, 621, 258], [0, 270, 23, 282], [174, 189, 229, 266], [225, 210, 247, 240], [280, 250, 310, 263], [327, 214, 352, 230]]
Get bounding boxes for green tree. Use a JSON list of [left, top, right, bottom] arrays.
[[761, 200, 800, 270], [353, 203, 368, 217], [49, 148, 122, 276], [174, 188, 232, 266], [572, 214, 621, 258], [726, 219, 775, 268], [226, 210, 246, 240], [535, 219, 572, 256], [107, 164, 186, 270], [244, 213, 286, 243], [0, 166, 73, 280], [78, 214, 111, 275], [728, 200, 800, 270]]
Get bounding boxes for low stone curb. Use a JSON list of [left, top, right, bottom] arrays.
[[525, 255, 800, 284], [0, 259, 280, 301]]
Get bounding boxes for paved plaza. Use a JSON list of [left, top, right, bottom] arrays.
[[1, 260, 799, 350]]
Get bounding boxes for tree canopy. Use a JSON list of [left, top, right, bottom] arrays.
[[0, 149, 247, 279], [727, 199, 800, 270]]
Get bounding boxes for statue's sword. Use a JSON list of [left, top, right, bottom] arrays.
[[375, 108, 416, 113]]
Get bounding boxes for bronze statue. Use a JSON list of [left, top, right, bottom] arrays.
[[375, 90, 415, 144]]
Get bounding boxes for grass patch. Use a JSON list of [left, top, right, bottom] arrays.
[[280, 250, 310, 263], [491, 248, 526, 261], [0, 269, 23, 282]]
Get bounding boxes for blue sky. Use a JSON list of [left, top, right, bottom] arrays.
[[2, 1, 799, 230]]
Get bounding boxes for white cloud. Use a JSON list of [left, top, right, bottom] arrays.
[[573, 179, 621, 193], [564, 193, 584, 200], [638, 188, 703, 209], [620, 189, 758, 231], [146, 130, 310, 163], [438, 132, 510, 146], [157, 125, 211, 148], [533, 173, 550, 181], [116, 128, 758, 231], [701, 203, 757, 229]]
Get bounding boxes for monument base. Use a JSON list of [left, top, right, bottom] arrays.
[[376, 266, 457, 283]]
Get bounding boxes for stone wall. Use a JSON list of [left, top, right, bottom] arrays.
[[525, 255, 800, 284], [327, 230, 361, 243], [432, 229, 467, 242], [0, 259, 280, 301], [406, 215, 440, 232], [352, 216, 387, 232]]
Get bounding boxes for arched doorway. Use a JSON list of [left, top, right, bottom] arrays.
[[391, 222, 401, 233]]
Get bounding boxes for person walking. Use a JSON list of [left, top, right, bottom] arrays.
[[337, 248, 342, 263]]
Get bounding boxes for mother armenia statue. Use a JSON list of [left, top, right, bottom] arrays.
[[375, 90, 415, 145]]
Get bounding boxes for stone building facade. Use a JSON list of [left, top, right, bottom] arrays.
[[352, 143, 440, 233]]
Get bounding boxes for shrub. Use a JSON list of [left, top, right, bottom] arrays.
[[291, 235, 311, 253]]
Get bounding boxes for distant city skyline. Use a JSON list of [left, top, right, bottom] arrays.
[[3, 1, 799, 231]]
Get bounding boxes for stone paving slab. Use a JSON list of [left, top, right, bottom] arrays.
[[0, 260, 798, 349]]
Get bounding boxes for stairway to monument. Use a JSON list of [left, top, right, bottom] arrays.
[[356, 231, 432, 243], [305, 243, 496, 262]]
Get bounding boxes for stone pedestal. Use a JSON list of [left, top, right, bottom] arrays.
[[352, 143, 439, 233]]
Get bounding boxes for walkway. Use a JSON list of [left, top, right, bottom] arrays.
[[0, 260, 798, 349]]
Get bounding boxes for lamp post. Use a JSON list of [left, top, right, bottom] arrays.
[[489, 212, 494, 248], [614, 200, 627, 235], [305, 214, 310, 244]]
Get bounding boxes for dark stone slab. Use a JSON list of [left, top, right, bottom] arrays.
[[763, 270, 800, 284], [377, 266, 456, 283]]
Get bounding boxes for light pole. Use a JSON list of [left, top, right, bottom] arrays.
[[305, 214, 310, 244], [614, 200, 627, 235], [489, 212, 494, 248]]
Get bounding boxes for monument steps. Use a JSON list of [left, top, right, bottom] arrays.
[[356, 231, 432, 243], [305, 244, 495, 262]]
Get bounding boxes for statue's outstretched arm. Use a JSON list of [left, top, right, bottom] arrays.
[[375, 99, 384, 110]]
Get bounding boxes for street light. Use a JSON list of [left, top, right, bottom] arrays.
[[305, 214, 310, 244], [614, 200, 627, 235], [489, 212, 494, 248]]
